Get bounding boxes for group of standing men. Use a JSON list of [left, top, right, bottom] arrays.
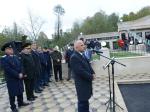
[[0, 42, 63, 112], [1, 38, 96, 112]]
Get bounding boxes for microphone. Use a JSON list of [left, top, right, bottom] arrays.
[[92, 49, 103, 53]]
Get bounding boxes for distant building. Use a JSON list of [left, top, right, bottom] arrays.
[[79, 15, 150, 50], [118, 15, 150, 44], [78, 32, 119, 49]]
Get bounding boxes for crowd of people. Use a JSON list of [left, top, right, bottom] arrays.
[[0, 42, 63, 112], [0, 38, 101, 112]]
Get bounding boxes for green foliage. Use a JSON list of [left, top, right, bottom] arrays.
[[50, 32, 73, 49], [51, 10, 120, 49], [80, 11, 119, 34], [122, 6, 150, 21], [92, 53, 100, 60]]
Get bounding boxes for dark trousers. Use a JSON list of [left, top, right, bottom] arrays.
[[53, 65, 62, 81], [24, 79, 34, 99], [34, 73, 40, 91], [78, 100, 89, 112], [9, 94, 23, 110], [67, 67, 72, 80], [41, 68, 48, 86]]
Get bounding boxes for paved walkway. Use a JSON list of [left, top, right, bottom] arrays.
[[0, 68, 150, 112]]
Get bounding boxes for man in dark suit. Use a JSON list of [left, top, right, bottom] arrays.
[[70, 40, 95, 112], [51, 46, 63, 82], [31, 43, 42, 93], [65, 43, 74, 81], [1, 42, 29, 112], [20, 43, 36, 101]]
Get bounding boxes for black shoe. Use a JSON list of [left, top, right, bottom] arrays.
[[39, 88, 43, 91], [45, 83, 49, 86], [40, 86, 45, 89], [37, 89, 43, 92], [35, 90, 42, 93], [60, 79, 64, 81], [39, 87, 44, 90], [27, 98, 35, 101], [41, 86, 45, 89], [67, 79, 70, 81], [12, 108, 19, 112], [33, 96, 38, 99], [55, 79, 58, 82], [18, 102, 29, 107]]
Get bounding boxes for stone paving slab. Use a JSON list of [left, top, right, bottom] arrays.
[[0, 73, 150, 112]]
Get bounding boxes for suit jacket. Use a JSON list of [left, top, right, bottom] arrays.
[[65, 49, 74, 67], [20, 53, 35, 79], [70, 51, 95, 101], [1, 55, 24, 96], [31, 50, 41, 77], [51, 50, 62, 66]]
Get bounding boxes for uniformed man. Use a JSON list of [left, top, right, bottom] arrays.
[[43, 47, 52, 83], [37, 46, 49, 86], [20, 43, 37, 101], [31, 43, 42, 93], [65, 43, 74, 81], [51, 46, 63, 82], [1, 42, 29, 112]]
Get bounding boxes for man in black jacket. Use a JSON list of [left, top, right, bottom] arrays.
[[31, 43, 42, 93], [65, 43, 74, 81], [51, 46, 63, 82], [20, 43, 36, 101], [70, 40, 95, 112]]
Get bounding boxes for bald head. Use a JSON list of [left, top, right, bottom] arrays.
[[74, 40, 85, 52]]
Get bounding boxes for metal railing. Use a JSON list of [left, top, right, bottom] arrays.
[[110, 44, 150, 58]]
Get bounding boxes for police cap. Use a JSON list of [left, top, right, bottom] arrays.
[[1, 42, 13, 51]]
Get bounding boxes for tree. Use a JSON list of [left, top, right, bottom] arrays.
[[54, 5, 65, 40], [22, 11, 45, 41], [36, 32, 50, 47], [137, 6, 150, 18], [108, 13, 119, 31], [2, 23, 24, 41], [121, 6, 150, 21]]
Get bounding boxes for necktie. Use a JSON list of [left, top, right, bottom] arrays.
[[82, 53, 87, 60]]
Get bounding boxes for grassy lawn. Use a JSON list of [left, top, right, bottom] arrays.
[[110, 51, 143, 58], [92, 54, 100, 60], [90, 51, 143, 60]]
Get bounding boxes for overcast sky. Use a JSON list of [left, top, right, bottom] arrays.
[[0, 0, 149, 38]]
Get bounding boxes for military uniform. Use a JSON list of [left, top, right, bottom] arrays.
[[38, 51, 48, 86], [65, 48, 74, 80], [31, 50, 42, 93], [43, 51, 51, 84], [1, 42, 29, 112], [20, 43, 36, 101]]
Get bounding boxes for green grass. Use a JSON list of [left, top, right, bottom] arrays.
[[110, 51, 142, 58], [92, 54, 100, 60]]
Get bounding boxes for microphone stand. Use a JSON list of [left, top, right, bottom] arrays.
[[97, 53, 126, 112]]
